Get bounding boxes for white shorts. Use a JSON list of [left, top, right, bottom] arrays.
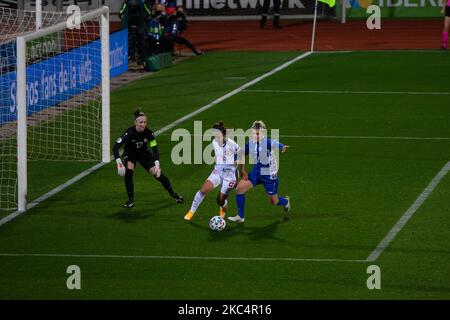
[[207, 169, 237, 195]]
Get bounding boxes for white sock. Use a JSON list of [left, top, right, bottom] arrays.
[[221, 199, 228, 208], [190, 191, 205, 213]]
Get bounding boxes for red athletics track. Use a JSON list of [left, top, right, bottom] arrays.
[[179, 19, 444, 52]]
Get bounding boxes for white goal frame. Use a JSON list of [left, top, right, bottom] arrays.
[[16, 6, 110, 212]]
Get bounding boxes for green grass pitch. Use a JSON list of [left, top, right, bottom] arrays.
[[0, 51, 449, 299]]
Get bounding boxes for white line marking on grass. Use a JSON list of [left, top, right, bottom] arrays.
[[0, 51, 314, 227], [367, 160, 450, 262], [0, 252, 367, 263], [244, 89, 450, 95]]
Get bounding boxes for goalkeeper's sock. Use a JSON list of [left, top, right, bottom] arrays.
[[443, 32, 448, 49], [156, 172, 174, 196], [190, 191, 205, 213], [236, 194, 246, 218], [276, 196, 288, 207], [125, 169, 134, 201]]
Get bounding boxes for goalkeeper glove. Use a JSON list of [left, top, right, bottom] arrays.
[[116, 158, 126, 176], [154, 160, 161, 178]]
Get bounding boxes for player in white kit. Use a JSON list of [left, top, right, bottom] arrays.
[[184, 122, 240, 221]]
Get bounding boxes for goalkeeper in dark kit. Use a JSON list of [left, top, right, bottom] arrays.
[[113, 109, 184, 208]]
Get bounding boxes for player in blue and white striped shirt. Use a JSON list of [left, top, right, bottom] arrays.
[[228, 120, 290, 223]]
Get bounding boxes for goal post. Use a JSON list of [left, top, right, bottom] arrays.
[[16, 37, 27, 212], [36, 0, 43, 30], [12, 6, 110, 212], [101, 10, 110, 165]]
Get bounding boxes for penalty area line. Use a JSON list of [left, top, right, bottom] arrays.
[[367, 160, 450, 262], [0, 51, 314, 228], [0, 252, 367, 263]]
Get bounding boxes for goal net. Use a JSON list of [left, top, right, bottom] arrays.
[[0, 6, 110, 212], [0, 7, 67, 43]]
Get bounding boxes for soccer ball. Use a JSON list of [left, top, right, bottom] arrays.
[[209, 215, 226, 231]]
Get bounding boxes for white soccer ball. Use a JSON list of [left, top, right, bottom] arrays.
[[209, 215, 226, 231]]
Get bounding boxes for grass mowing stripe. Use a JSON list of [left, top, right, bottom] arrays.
[[0, 162, 107, 227], [0, 51, 313, 228], [151, 51, 313, 136], [0, 252, 367, 263], [367, 160, 450, 262], [157, 133, 450, 140], [244, 89, 450, 95]]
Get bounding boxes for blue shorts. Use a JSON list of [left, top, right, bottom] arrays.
[[248, 170, 279, 195]]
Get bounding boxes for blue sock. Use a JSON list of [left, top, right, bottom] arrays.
[[236, 194, 245, 218], [277, 196, 288, 206]]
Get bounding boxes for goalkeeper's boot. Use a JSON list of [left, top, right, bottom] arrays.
[[184, 210, 195, 221], [228, 214, 245, 223], [259, 15, 267, 29], [123, 199, 134, 208], [172, 192, 184, 204], [283, 196, 291, 213]]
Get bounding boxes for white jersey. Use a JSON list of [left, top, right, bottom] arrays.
[[213, 138, 240, 172], [205, 139, 240, 195]]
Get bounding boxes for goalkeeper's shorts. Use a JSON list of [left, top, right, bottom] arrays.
[[123, 151, 155, 171]]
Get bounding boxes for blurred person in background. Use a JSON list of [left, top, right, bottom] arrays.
[[161, 0, 178, 16], [260, 0, 282, 29], [442, 0, 450, 49], [143, 0, 176, 15], [119, 0, 147, 64], [164, 5, 203, 56], [144, 2, 168, 55]]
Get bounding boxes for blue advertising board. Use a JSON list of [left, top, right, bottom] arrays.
[[0, 28, 128, 126]]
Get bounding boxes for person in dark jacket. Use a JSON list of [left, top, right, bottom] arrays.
[[144, 2, 168, 55], [164, 6, 203, 56], [119, 0, 147, 63]]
